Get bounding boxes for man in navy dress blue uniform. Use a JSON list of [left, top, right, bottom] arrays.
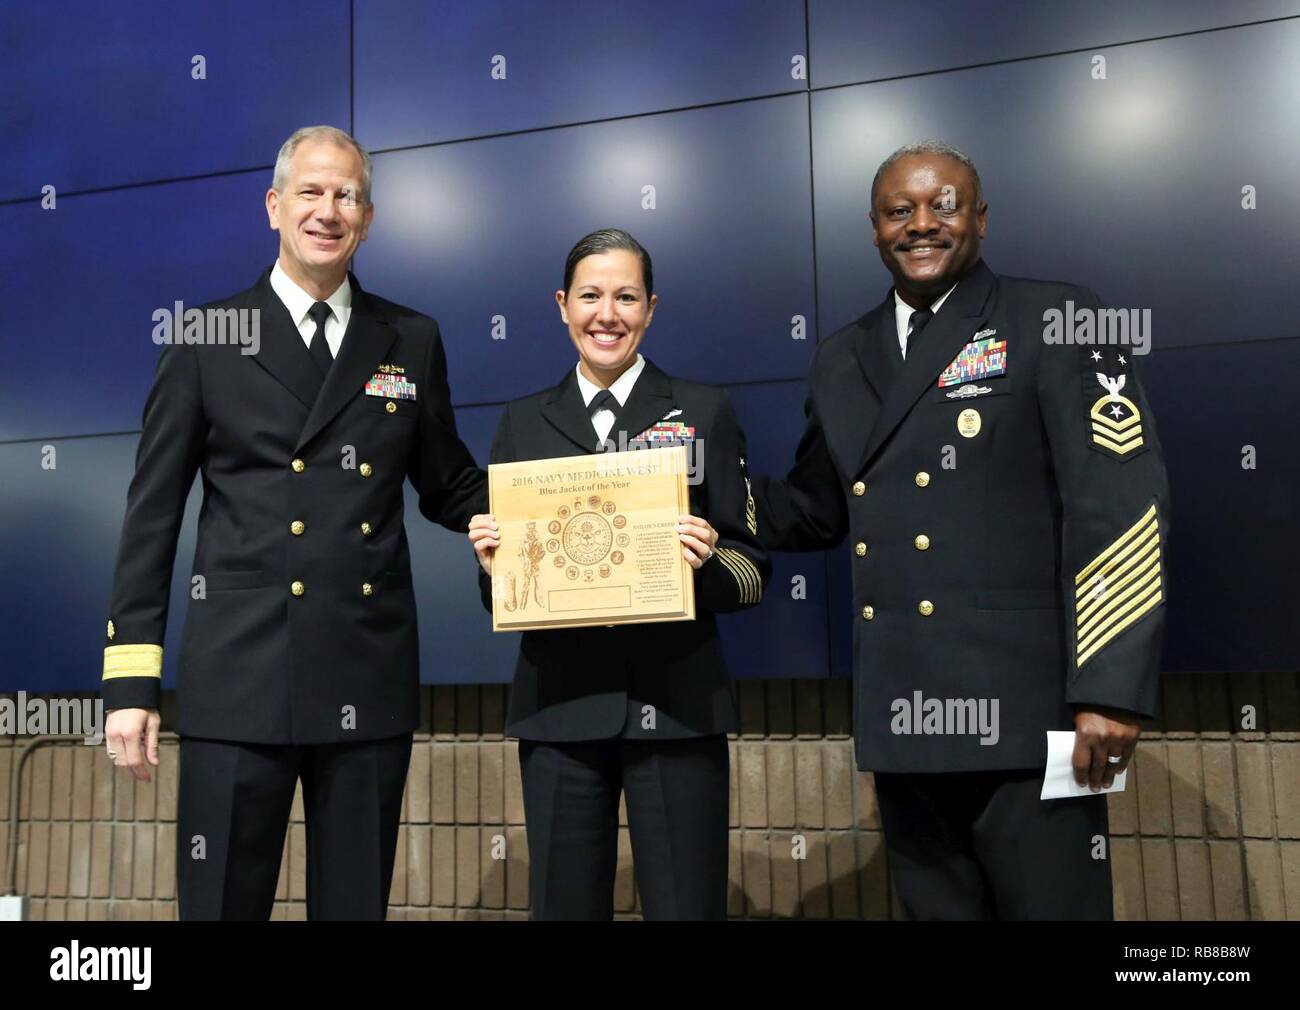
[[100, 126, 485, 919], [755, 142, 1170, 919]]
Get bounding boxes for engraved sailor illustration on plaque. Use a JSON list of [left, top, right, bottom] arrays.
[[516, 522, 546, 610]]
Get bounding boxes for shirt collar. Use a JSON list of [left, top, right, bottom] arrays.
[[575, 354, 646, 408], [270, 259, 352, 327], [894, 282, 957, 333]]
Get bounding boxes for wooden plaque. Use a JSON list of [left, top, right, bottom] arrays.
[[488, 445, 696, 632]]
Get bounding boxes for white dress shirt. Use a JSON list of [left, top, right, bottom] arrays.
[[575, 354, 646, 444], [894, 283, 957, 359], [270, 259, 352, 359]]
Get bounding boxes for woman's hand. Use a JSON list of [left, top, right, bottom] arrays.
[[678, 514, 719, 569], [469, 513, 499, 575]]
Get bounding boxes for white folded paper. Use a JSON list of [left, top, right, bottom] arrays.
[[1040, 730, 1128, 800]]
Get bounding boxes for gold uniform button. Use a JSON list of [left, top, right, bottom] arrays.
[[854, 541, 867, 557], [385, 401, 397, 414], [918, 600, 934, 616], [290, 520, 305, 536], [852, 481, 866, 497], [290, 581, 305, 597], [291, 458, 306, 473], [360, 522, 373, 536], [359, 463, 373, 478], [915, 471, 931, 487], [362, 583, 374, 597], [914, 534, 930, 551], [862, 605, 875, 621]]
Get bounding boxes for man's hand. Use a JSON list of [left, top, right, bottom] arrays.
[[1072, 705, 1141, 791], [104, 708, 162, 783], [469, 513, 498, 575]]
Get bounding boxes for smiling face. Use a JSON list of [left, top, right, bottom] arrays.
[[556, 249, 657, 388], [871, 153, 986, 307], [266, 137, 373, 298]]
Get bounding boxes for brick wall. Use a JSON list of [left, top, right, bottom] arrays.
[[3, 673, 1297, 920]]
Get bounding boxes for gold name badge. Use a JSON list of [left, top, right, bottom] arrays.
[[957, 408, 982, 438]]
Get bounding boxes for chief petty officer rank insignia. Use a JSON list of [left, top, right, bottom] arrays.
[[364, 363, 417, 401], [1084, 348, 1145, 459]]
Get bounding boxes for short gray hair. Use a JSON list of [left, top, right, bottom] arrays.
[[272, 125, 373, 205], [871, 140, 983, 208]]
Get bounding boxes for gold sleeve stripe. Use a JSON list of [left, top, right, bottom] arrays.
[[715, 549, 761, 605], [1077, 585, 1162, 668], [1074, 505, 1163, 668], [102, 644, 163, 681], [1078, 560, 1161, 651], [1075, 534, 1160, 622], [1075, 504, 1158, 586], [715, 547, 762, 605], [713, 551, 752, 603]]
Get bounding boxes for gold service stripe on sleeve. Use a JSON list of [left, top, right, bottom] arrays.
[[1075, 504, 1158, 586], [1077, 585, 1163, 668], [1077, 562, 1162, 648], [1075, 530, 1160, 617], [1074, 505, 1163, 668], [1076, 546, 1160, 626]]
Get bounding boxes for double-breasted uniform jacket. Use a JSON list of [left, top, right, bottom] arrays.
[[756, 260, 1170, 772], [101, 266, 486, 744], [479, 359, 771, 742]]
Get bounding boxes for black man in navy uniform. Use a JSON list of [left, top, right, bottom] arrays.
[[100, 126, 486, 920], [754, 142, 1169, 920]]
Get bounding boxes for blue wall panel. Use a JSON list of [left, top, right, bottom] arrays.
[[354, 0, 805, 149], [1142, 338, 1300, 674], [5, 3, 1296, 690], [809, 19, 1300, 347], [722, 381, 831, 679], [0, 404, 503, 693], [2, 0, 349, 202], [0, 433, 197, 693], [360, 94, 816, 405], [0, 171, 281, 442], [809, 0, 1300, 88]]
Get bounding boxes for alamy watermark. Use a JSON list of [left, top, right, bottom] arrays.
[[890, 690, 1000, 746], [1042, 300, 1150, 356], [152, 302, 260, 356], [0, 693, 105, 745], [597, 429, 705, 486]]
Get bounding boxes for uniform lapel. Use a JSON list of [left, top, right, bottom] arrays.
[[855, 260, 997, 474], [541, 369, 603, 454], [540, 358, 677, 454], [853, 304, 901, 404], [247, 267, 325, 411], [294, 273, 398, 453], [815, 306, 893, 478], [611, 358, 675, 448]]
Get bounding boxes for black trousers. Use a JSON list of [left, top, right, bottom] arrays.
[[874, 769, 1113, 920], [176, 733, 412, 921], [517, 735, 730, 920]]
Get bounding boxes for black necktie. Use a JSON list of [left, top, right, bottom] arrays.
[[904, 307, 933, 359], [307, 301, 334, 377], [589, 389, 620, 445]]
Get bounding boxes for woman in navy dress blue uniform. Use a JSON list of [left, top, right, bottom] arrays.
[[468, 229, 770, 919]]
